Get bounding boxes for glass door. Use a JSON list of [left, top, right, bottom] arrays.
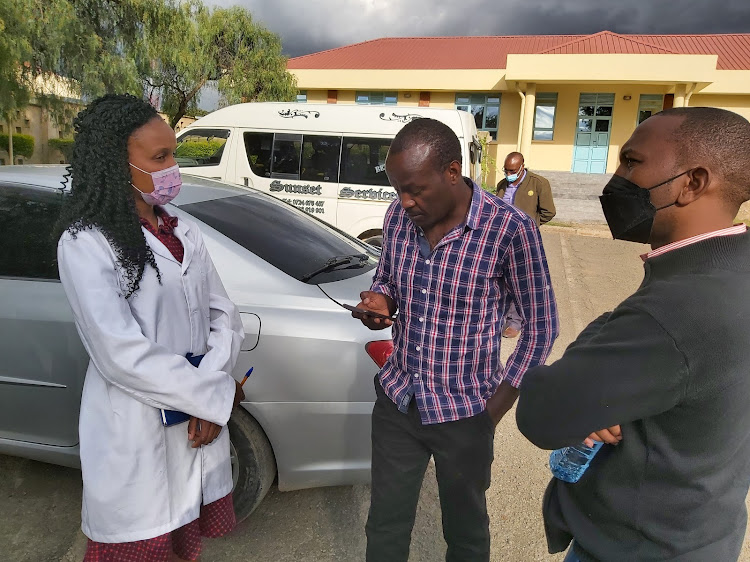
[[572, 93, 614, 174]]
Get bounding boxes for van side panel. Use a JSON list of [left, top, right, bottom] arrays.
[[177, 103, 479, 239]]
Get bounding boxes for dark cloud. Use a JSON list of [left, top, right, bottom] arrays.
[[204, 0, 750, 57]]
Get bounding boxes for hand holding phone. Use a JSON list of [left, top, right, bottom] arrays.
[[342, 303, 395, 321]]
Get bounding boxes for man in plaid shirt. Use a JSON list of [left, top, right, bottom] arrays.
[[353, 118, 559, 562]]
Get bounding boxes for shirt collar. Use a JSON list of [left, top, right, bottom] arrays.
[[411, 177, 483, 237], [139, 206, 179, 234], [641, 224, 748, 261]]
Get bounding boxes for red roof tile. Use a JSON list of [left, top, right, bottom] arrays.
[[540, 31, 677, 55], [287, 35, 579, 70], [287, 32, 750, 71], [630, 34, 750, 70]]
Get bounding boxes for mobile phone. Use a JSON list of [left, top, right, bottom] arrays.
[[342, 303, 395, 321]]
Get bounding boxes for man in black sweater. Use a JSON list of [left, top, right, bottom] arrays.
[[516, 107, 750, 562]]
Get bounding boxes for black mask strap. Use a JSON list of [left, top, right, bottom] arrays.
[[648, 169, 692, 212], [646, 169, 691, 192]]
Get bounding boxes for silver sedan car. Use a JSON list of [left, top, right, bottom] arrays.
[[0, 165, 392, 520]]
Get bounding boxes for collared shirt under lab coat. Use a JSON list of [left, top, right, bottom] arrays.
[[57, 216, 244, 543]]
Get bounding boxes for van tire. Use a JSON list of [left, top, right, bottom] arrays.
[[363, 235, 383, 248], [228, 408, 276, 522]]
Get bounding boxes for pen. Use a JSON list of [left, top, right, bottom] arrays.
[[240, 367, 254, 386]]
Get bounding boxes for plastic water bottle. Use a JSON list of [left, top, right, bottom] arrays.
[[549, 441, 603, 483]]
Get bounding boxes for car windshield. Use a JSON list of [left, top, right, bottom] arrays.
[[180, 192, 379, 283]]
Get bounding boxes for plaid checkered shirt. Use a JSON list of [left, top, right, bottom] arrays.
[[371, 179, 559, 425]]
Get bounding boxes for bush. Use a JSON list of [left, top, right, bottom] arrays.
[[49, 138, 75, 162], [175, 139, 225, 159], [0, 134, 35, 159]]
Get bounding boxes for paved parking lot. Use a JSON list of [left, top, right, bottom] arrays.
[[2, 228, 749, 561]]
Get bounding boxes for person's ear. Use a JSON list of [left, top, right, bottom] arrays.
[[678, 167, 710, 205], [447, 160, 461, 182]]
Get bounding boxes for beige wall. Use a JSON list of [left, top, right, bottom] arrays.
[[338, 90, 356, 104], [430, 92, 457, 108], [510, 84, 676, 173], [688, 94, 750, 121], [0, 104, 70, 165], [306, 89, 329, 103]]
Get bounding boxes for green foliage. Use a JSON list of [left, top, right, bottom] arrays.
[[479, 135, 498, 192], [143, 1, 298, 128], [0, 0, 145, 123], [0, 0, 297, 132], [49, 137, 75, 161], [175, 139, 224, 159], [0, 134, 35, 158]]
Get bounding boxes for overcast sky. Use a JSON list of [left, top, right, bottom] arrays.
[[197, 0, 750, 110], [205, 0, 750, 58]]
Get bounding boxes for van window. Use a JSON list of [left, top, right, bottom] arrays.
[[340, 137, 392, 186], [244, 132, 273, 177], [271, 133, 302, 179], [301, 136, 341, 183], [175, 129, 230, 167]]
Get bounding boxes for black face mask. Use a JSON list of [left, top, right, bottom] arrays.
[[599, 170, 690, 243]]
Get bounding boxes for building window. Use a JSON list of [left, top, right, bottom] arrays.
[[0, 158, 5, 165], [455, 93, 500, 140], [296, 91, 307, 103], [355, 91, 398, 105], [637, 94, 665, 125], [15, 127, 21, 134], [533, 93, 558, 141]]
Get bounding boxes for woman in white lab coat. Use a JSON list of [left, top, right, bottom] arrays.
[[55, 94, 245, 561]]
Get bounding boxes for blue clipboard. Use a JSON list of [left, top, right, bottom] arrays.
[[160, 353, 204, 427]]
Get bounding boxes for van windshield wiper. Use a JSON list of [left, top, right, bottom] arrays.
[[300, 254, 369, 283]]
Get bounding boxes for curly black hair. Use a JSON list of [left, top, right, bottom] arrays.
[[54, 93, 163, 297]]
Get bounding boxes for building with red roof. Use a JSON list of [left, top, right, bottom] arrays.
[[287, 31, 750, 177]]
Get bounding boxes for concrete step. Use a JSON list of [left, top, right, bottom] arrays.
[[533, 170, 611, 223]]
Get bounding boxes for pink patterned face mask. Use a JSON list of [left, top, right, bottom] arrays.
[[129, 163, 182, 206]]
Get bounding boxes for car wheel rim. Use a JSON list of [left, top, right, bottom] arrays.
[[230, 439, 239, 492]]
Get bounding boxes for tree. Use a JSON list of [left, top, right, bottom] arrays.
[[0, 0, 151, 163], [143, 1, 298, 128]]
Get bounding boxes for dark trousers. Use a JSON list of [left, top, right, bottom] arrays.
[[365, 378, 495, 562]]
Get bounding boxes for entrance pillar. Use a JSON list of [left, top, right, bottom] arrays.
[[673, 84, 687, 108], [520, 82, 536, 158]]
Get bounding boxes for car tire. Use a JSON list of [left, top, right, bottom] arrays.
[[363, 235, 383, 248], [228, 408, 276, 522]]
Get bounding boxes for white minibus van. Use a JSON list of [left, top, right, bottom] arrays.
[[175, 102, 482, 245]]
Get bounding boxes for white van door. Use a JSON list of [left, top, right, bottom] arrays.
[[235, 130, 340, 227], [174, 128, 233, 181]]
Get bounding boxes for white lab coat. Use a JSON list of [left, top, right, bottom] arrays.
[[57, 217, 244, 543]]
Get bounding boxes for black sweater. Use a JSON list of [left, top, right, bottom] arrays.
[[517, 231, 750, 561]]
